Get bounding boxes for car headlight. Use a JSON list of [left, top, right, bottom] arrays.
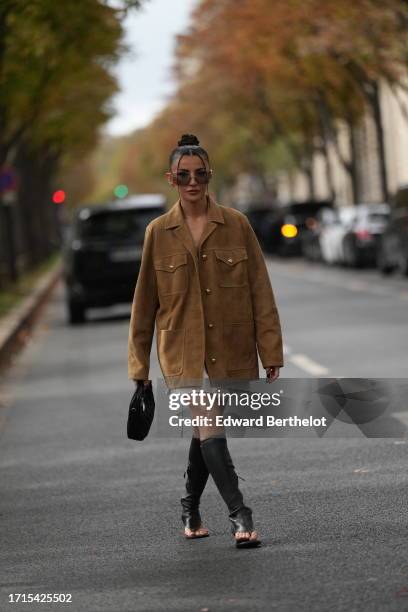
[[281, 224, 298, 238]]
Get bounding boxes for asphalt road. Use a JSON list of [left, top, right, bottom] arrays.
[[0, 256, 407, 612]]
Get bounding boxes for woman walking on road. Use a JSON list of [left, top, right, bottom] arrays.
[[128, 134, 284, 548]]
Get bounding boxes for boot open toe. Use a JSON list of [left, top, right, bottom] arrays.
[[229, 507, 262, 548], [184, 525, 209, 539], [200, 437, 262, 549], [181, 437, 210, 540]]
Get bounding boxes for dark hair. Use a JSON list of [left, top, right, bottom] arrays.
[[169, 133, 210, 170]]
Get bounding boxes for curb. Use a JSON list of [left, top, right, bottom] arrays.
[[0, 258, 63, 372]]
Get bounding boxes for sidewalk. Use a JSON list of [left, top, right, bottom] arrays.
[[0, 257, 62, 372]]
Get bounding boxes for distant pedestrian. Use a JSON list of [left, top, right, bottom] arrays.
[[128, 133, 284, 547]]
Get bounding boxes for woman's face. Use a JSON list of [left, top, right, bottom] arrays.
[[167, 154, 211, 204]]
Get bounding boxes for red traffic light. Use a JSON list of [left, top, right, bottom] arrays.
[[52, 190, 66, 204]]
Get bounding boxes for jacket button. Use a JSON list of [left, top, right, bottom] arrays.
[[208, 323, 214, 328], [205, 288, 211, 294], [202, 253, 208, 260], [210, 357, 216, 364], [169, 264, 174, 269]]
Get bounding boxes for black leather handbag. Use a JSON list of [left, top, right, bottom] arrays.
[[127, 381, 155, 441]]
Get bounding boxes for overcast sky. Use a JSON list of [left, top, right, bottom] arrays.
[[105, 0, 198, 137]]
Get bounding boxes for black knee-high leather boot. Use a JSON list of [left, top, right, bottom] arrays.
[[181, 436, 210, 530], [200, 436, 260, 546]]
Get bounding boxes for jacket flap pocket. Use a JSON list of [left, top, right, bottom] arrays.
[[154, 252, 187, 272], [215, 248, 248, 266]]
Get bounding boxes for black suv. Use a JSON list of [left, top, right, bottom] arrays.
[[63, 195, 166, 324], [377, 185, 408, 276]]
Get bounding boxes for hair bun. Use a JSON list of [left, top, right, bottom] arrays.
[[178, 133, 199, 146]]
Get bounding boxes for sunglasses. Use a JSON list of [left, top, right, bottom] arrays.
[[171, 168, 212, 186]]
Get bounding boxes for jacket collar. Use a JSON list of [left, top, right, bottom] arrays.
[[164, 194, 225, 229]]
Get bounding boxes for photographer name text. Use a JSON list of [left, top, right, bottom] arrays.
[[168, 415, 327, 428]]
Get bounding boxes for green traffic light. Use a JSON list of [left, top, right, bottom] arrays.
[[114, 184, 129, 199]]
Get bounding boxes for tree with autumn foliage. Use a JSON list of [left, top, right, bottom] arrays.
[[117, 0, 408, 205], [0, 0, 145, 281]]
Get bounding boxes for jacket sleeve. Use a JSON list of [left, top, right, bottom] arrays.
[[244, 217, 284, 368], [128, 222, 159, 380]]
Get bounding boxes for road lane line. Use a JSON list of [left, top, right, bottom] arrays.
[[283, 343, 292, 355], [289, 353, 330, 375], [392, 411, 408, 429]]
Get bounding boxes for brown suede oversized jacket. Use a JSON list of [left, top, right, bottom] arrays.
[[128, 195, 284, 389]]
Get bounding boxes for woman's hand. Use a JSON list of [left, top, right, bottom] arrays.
[[265, 366, 280, 383]]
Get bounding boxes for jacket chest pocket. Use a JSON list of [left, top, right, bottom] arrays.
[[214, 248, 248, 287], [154, 253, 188, 296]]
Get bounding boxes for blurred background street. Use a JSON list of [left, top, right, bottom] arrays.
[[1, 255, 408, 611]]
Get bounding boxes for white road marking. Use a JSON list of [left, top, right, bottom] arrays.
[[392, 411, 408, 428], [289, 353, 330, 375], [283, 343, 292, 355]]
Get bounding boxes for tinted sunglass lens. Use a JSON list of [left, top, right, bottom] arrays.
[[176, 172, 190, 186], [196, 171, 209, 184], [174, 170, 210, 185]]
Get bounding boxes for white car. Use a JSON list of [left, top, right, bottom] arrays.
[[319, 204, 389, 266], [319, 207, 353, 264]]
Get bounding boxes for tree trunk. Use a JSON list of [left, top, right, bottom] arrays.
[[315, 97, 336, 201], [343, 62, 389, 203], [14, 143, 60, 270], [345, 116, 360, 204], [317, 94, 359, 204], [323, 148, 335, 202], [370, 80, 388, 202], [302, 160, 315, 200]]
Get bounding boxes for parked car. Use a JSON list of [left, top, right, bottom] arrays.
[[63, 194, 166, 324], [319, 207, 351, 264], [302, 207, 339, 262], [319, 203, 389, 267], [342, 203, 390, 267], [377, 185, 408, 276], [273, 200, 334, 256]]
